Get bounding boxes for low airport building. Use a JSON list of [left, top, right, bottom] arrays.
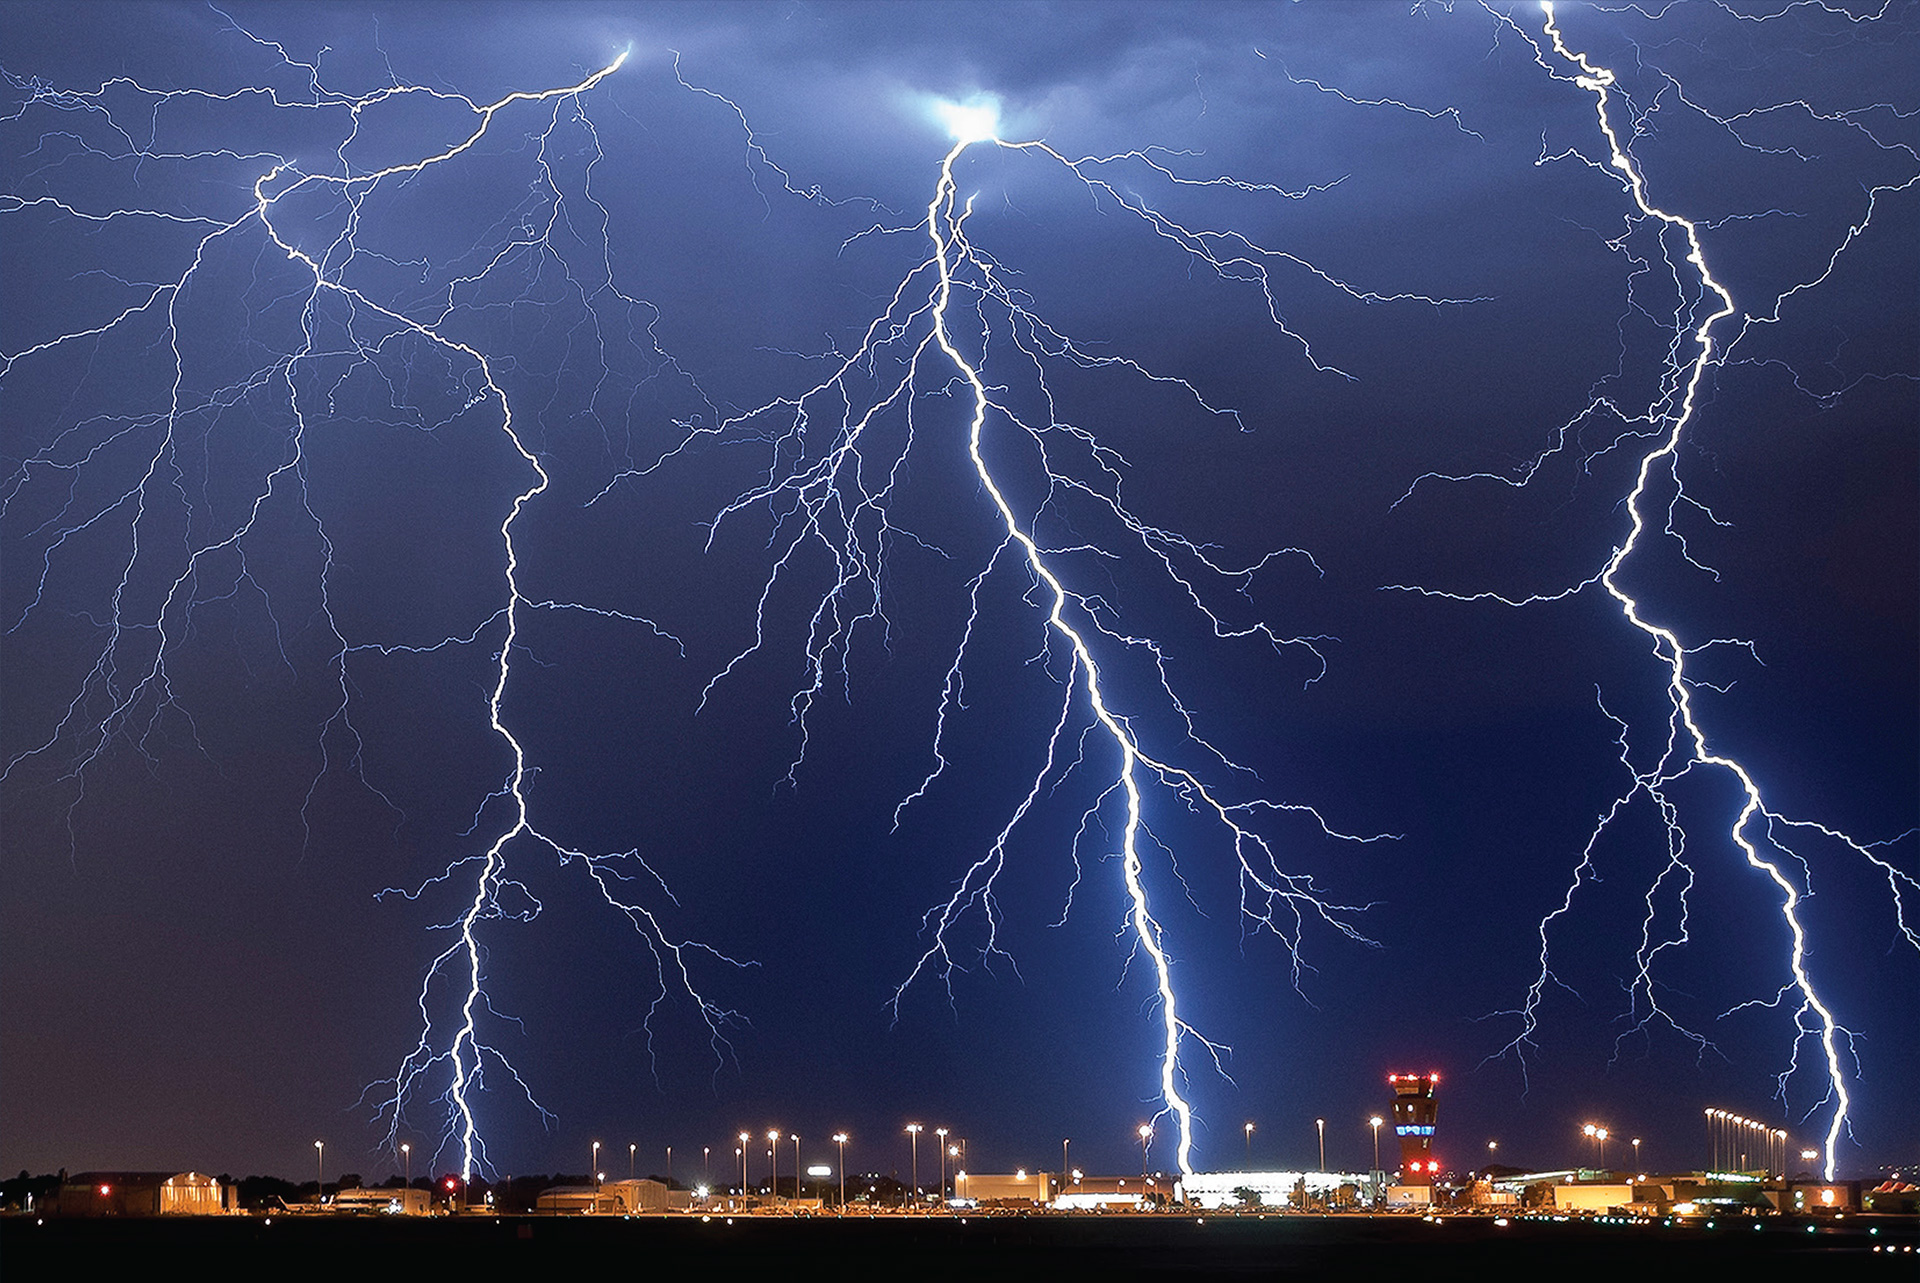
[[954, 1170, 1058, 1206], [329, 1186, 432, 1215], [52, 1172, 229, 1216], [1178, 1170, 1373, 1210], [535, 1178, 687, 1214]]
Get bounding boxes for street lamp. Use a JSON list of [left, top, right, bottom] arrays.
[[1316, 1118, 1326, 1173], [739, 1132, 751, 1195], [1244, 1122, 1254, 1167], [704, 1146, 711, 1187], [667, 1145, 673, 1188], [1596, 1127, 1609, 1171], [1138, 1124, 1153, 1179], [906, 1124, 922, 1209], [1063, 1138, 1070, 1182], [936, 1129, 950, 1204], [629, 1142, 636, 1182], [1370, 1116, 1383, 1176], [1631, 1137, 1640, 1174], [791, 1136, 800, 1200], [401, 1142, 411, 1190], [767, 1130, 781, 1199], [314, 1140, 324, 1203], [833, 1133, 849, 1211]]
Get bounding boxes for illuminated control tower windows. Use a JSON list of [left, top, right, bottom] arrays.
[[1387, 1072, 1440, 1186]]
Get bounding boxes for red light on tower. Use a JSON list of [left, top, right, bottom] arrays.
[[1386, 1071, 1441, 1188]]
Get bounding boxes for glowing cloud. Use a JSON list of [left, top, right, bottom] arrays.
[[932, 96, 1001, 145]]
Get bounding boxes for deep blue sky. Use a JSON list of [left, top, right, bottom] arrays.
[[3, 2, 1914, 1186]]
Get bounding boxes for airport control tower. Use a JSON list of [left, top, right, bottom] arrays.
[[1387, 1072, 1440, 1185]]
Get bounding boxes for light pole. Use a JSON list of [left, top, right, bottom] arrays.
[[1631, 1137, 1640, 1175], [739, 1132, 751, 1195], [1597, 1127, 1609, 1171], [948, 1144, 960, 1203], [592, 1140, 602, 1193], [1244, 1122, 1254, 1167], [314, 1140, 324, 1203], [1370, 1116, 1383, 1177], [704, 1146, 711, 1187], [936, 1129, 949, 1204], [834, 1133, 849, 1211], [1063, 1138, 1070, 1182], [401, 1142, 411, 1190], [767, 1130, 781, 1199], [791, 1136, 800, 1200], [1486, 1139, 1497, 1172], [667, 1145, 673, 1188], [1316, 1118, 1326, 1173], [906, 1124, 922, 1209], [629, 1142, 636, 1182], [1138, 1124, 1153, 1179]]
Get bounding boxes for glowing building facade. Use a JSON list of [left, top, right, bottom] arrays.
[[1388, 1072, 1440, 1185]]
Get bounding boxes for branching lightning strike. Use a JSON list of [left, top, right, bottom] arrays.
[[1386, 3, 1918, 1180], [0, 33, 742, 1179], [606, 96, 1447, 1172], [4, 4, 1911, 1181]]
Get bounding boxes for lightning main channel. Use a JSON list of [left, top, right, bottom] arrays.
[[611, 90, 1460, 1169], [1388, 3, 1917, 1179], [1, 30, 742, 1178]]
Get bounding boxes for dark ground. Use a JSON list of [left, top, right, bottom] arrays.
[[4, 1211, 1915, 1277]]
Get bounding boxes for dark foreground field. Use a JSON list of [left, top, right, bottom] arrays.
[[6, 1211, 1915, 1277]]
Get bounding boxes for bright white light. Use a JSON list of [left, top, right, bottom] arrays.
[[934, 97, 1000, 144]]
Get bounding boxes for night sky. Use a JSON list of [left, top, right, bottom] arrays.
[[3, 2, 1914, 1188]]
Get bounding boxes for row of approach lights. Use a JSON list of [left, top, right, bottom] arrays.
[[1704, 1109, 1807, 1177]]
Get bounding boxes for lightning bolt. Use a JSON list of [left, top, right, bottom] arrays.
[[7, 5, 1910, 1184], [1, 27, 742, 1179], [607, 91, 1440, 1173], [1388, 3, 1917, 1181]]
